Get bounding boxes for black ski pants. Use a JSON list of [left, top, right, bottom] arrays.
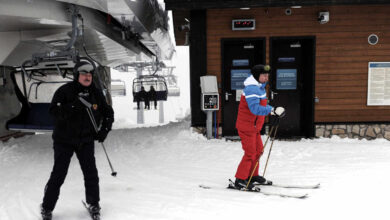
[[42, 141, 99, 211]]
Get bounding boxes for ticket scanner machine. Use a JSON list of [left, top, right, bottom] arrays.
[[200, 76, 219, 139]]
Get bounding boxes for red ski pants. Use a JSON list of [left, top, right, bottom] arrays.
[[235, 130, 264, 180]]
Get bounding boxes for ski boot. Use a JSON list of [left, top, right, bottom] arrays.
[[40, 204, 52, 220], [249, 175, 273, 185], [235, 178, 255, 190], [85, 203, 101, 220]]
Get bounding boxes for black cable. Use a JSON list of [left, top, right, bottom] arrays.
[[80, 18, 107, 89]]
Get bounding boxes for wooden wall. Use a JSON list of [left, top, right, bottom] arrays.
[[206, 5, 390, 123]]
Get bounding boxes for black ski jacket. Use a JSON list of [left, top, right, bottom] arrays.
[[50, 81, 114, 145]]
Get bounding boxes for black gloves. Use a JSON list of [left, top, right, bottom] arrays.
[[96, 117, 113, 143], [96, 127, 109, 143], [102, 117, 114, 131]]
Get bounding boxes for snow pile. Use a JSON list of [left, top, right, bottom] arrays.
[[1, 118, 390, 220]]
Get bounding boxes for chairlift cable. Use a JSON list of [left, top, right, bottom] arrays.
[[80, 17, 110, 104], [152, 56, 159, 76]]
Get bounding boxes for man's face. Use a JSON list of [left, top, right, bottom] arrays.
[[78, 72, 93, 87], [258, 73, 269, 84]]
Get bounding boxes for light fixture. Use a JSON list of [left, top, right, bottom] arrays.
[[178, 18, 190, 32], [368, 34, 378, 45], [285, 8, 292, 15], [240, 7, 250, 10], [290, 42, 301, 48]]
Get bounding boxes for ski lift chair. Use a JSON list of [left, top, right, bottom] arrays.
[[164, 71, 180, 96], [111, 79, 126, 96], [160, 67, 180, 97], [167, 85, 180, 96], [6, 60, 75, 132], [132, 75, 168, 102]]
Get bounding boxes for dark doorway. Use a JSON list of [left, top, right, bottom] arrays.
[[221, 38, 266, 137], [269, 37, 315, 138]]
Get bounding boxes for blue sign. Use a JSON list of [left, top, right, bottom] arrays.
[[369, 62, 390, 68], [231, 69, 251, 90], [278, 57, 295, 63], [276, 69, 297, 90], [232, 59, 249, 67]]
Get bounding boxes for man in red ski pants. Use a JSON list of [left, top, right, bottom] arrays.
[[234, 64, 285, 190]]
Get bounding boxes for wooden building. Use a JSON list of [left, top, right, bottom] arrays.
[[165, 0, 390, 139]]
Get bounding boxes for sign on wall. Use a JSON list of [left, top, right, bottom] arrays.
[[367, 62, 390, 106], [276, 69, 297, 90], [231, 69, 251, 90], [232, 59, 249, 67]]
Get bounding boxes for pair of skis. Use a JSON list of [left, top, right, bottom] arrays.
[[254, 181, 321, 189], [199, 179, 320, 199]]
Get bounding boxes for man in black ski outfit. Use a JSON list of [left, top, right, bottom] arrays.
[[148, 85, 157, 109], [40, 62, 114, 220]]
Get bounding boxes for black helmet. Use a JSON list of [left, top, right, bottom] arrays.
[[251, 64, 271, 81]]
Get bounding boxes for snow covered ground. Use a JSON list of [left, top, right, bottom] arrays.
[[1, 117, 390, 220], [1, 45, 390, 219], [1, 44, 389, 219]]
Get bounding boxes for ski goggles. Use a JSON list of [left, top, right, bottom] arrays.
[[77, 64, 94, 74]]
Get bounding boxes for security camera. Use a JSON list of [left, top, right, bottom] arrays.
[[178, 23, 190, 32], [318, 11, 329, 24], [178, 18, 190, 32]]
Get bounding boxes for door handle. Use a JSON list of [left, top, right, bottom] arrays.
[[225, 92, 232, 101], [270, 91, 278, 100]]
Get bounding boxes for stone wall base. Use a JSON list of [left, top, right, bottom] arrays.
[[316, 124, 390, 140]]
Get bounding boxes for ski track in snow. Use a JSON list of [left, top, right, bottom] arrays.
[[1, 119, 390, 220]]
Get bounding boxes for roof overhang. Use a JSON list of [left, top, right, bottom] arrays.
[[165, 0, 390, 45], [165, 0, 390, 10], [0, 0, 174, 67]]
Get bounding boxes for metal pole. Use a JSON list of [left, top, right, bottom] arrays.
[[136, 67, 144, 124], [263, 120, 280, 177], [79, 97, 117, 177], [100, 142, 117, 177], [158, 101, 164, 123], [206, 111, 212, 139]]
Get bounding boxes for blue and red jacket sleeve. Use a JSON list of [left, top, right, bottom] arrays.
[[243, 85, 273, 116]]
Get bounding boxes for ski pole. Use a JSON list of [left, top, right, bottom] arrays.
[[262, 118, 280, 177], [263, 125, 275, 148], [245, 124, 276, 190], [100, 142, 117, 177], [79, 97, 117, 177]]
